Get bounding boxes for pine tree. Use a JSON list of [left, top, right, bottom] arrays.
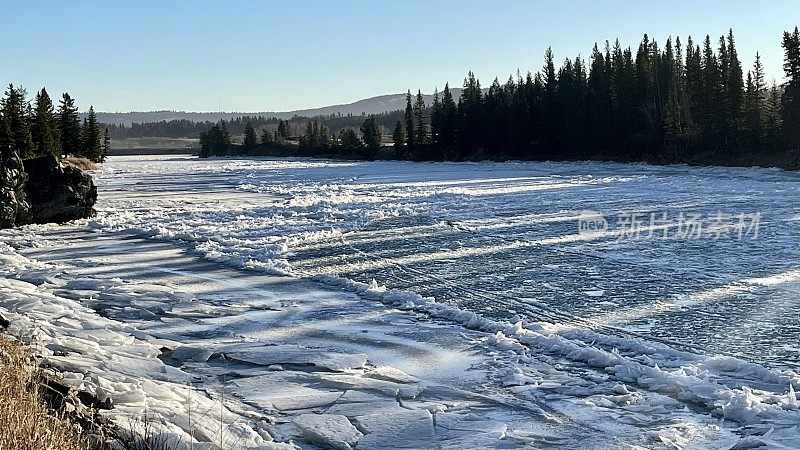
[[781, 27, 800, 149], [1, 84, 35, 159], [744, 54, 766, 141], [337, 128, 362, 151], [430, 88, 442, 144], [32, 88, 60, 157], [404, 91, 415, 148], [81, 106, 102, 161], [243, 121, 257, 149], [542, 47, 559, 150], [102, 127, 110, 162], [458, 71, 483, 157], [726, 29, 744, 127], [277, 119, 288, 139], [413, 90, 428, 145], [439, 83, 458, 158], [765, 82, 782, 142], [261, 127, 273, 144], [392, 121, 405, 148], [685, 37, 703, 134], [360, 116, 381, 157], [701, 35, 723, 139], [58, 93, 82, 155]]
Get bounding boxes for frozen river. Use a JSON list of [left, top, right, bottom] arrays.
[[98, 156, 800, 370], [2, 155, 799, 449]]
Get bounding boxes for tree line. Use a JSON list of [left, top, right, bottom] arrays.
[[391, 28, 799, 164], [201, 28, 800, 167], [110, 111, 401, 141], [0, 85, 109, 162]]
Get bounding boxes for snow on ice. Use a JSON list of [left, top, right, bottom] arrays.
[[0, 155, 799, 449]]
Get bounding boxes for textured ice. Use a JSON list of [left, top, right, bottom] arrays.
[[1, 156, 799, 448], [292, 413, 363, 450]]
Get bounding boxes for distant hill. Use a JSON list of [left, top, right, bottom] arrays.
[[94, 90, 468, 125]]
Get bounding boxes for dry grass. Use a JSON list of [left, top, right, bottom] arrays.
[[62, 157, 99, 171], [0, 335, 88, 450]]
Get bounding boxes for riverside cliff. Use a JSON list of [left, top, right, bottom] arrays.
[[0, 146, 96, 228]]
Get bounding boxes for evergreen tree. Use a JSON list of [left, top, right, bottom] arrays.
[[458, 71, 483, 157], [781, 27, 800, 149], [413, 90, 428, 146], [391, 121, 405, 148], [243, 121, 257, 149], [1, 84, 34, 159], [277, 119, 289, 139], [58, 93, 82, 155], [430, 89, 442, 144], [726, 29, 744, 127], [404, 91, 415, 148], [542, 48, 559, 151], [360, 116, 381, 158], [82, 106, 102, 161], [261, 127, 273, 144], [337, 128, 362, 151], [701, 35, 723, 141], [32, 88, 60, 157], [743, 53, 766, 141], [102, 127, 110, 162], [439, 83, 458, 158], [685, 37, 704, 136], [765, 82, 783, 143]]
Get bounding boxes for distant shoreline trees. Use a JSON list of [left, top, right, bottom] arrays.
[[198, 28, 799, 168], [0, 86, 104, 162]]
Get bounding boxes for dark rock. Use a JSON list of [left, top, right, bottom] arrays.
[[20, 155, 97, 225], [0, 312, 9, 328], [0, 146, 30, 228]]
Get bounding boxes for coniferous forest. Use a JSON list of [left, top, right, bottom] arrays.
[[201, 28, 800, 168], [0, 85, 109, 163]]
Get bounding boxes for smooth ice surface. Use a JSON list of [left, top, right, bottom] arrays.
[[1, 155, 799, 449]]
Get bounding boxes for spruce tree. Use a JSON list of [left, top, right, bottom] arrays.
[[726, 29, 744, 126], [243, 121, 257, 149], [261, 127, 273, 144], [413, 90, 428, 146], [32, 88, 60, 157], [392, 121, 405, 148], [404, 91, 415, 148], [82, 106, 102, 161], [360, 116, 381, 157], [440, 83, 458, 158], [102, 127, 110, 162], [430, 88, 442, 145], [781, 27, 800, 149], [458, 71, 483, 157], [58, 93, 82, 155], [2, 84, 35, 159]]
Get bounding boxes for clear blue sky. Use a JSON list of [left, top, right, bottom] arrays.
[[2, 0, 797, 112]]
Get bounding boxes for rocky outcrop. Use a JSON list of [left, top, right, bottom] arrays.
[[0, 148, 96, 228], [21, 155, 97, 225], [0, 147, 30, 228]]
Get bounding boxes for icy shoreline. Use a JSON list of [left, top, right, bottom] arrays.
[[1, 155, 799, 448]]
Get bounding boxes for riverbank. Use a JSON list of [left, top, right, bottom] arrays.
[[1, 155, 798, 448], [0, 334, 92, 450]]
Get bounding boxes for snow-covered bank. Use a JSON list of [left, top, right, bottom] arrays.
[[1, 155, 799, 448]]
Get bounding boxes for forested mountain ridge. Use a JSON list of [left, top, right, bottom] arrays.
[[91, 90, 468, 126]]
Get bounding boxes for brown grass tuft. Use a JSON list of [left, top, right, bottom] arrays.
[[0, 335, 88, 450], [62, 157, 99, 171]]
